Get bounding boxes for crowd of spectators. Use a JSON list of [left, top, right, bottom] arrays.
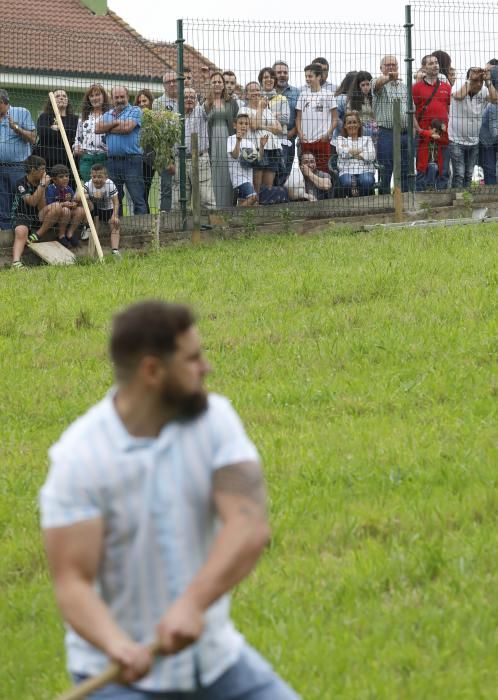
[[2, 48, 498, 266]]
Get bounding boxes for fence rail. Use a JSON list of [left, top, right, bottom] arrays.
[[1, 1, 497, 254]]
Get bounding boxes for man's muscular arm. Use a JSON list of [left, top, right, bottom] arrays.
[[44, 519, 153, 682], [156, 461, 270, 654]]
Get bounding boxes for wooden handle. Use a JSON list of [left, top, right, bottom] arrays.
[[47, 91, 104, 261], [55, 641, 162, 700]]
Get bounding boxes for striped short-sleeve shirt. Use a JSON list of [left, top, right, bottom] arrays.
[[39, 391, 259, 691], [372, 78, 410, 130]]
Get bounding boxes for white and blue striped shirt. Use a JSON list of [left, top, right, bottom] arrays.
[[40, 391, 259, 691]]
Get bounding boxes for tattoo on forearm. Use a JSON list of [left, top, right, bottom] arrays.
[[213, 462, 267, 514]]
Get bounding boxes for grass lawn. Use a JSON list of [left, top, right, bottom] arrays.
[[1, 225, 497, 699]]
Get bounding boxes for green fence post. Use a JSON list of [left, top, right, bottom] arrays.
[[405, 5, 416, 201], [176, 19, 187, 230]]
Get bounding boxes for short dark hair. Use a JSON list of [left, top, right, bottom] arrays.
[[304, 63, 323, 78], [421, 55, 433, 66], [430, 118, 444, 133], [91, 163, 107, 174], [51, 164, 70, 178], [488, 58, 498, 65], [0, 89, 10, 105], [110, 301, 196, 380], [258, 66, 277, 88], [313, 57, 329, 69], [223, 70, 236, 78], [24, 155, 46, 173]]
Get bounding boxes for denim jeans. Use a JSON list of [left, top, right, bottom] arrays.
[[275, 141, 296, 186], [449, 142, 479, 189], [0, 162, 25, 229], [338, 172, 375, 196], [72, 645, 301, 700], [416, 162, 439, 191], [377, 127, 409, 194], [160, 169, 173, 212], [107, 155, 147, 215], [479, 143, 497, 185]]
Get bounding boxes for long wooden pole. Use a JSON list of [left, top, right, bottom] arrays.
[[191, 132, 201, 243], [55, 640, 162, 700], [392, 98, 404, 223], [48, 92, 104, 261]]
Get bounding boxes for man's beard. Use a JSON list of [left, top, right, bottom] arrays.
[[160, 381, 208, 421]]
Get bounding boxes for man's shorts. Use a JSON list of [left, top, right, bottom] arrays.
[[12, 214, 40, 232], [235, 182, 257, 201], [93, 208, 113, 223]]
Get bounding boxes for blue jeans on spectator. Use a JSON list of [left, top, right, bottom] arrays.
[[0, 162, 25, 229], [479, 143, 497, 185], [377, 127, 409, 194], [339, 172, 375, 196], [416, 162, 439, 191], [107, 155, 147, 215], [449, 142, 479, 189], [72, 646, 300, 700], [160, 169, 173, 211], [275, 141, 296, 186]]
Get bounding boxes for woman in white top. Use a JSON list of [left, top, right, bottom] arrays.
[[245, 81, 285, 192], [334, 110, 376, 196], [73, 84, 109, 182]]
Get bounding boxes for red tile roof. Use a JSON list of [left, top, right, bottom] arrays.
[[0, 1, 216, 82]]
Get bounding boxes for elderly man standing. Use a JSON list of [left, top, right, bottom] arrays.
[[95, 86, 147, 215], [372, 55, 411, 194], [153, 70, 178, 213], [0, 89, 36, 229], [172, 87, 216, 210]]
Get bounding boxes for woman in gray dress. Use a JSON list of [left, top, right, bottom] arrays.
[[204, 72, 239, 208]]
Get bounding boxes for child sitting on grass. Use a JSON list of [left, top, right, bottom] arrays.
[[45, 164, 86, 247], [227, 111, 260, 206], [78, 163, 121, 256]]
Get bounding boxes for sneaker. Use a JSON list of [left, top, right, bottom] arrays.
[[12, 260, 26, 269], [28, 231, 41, 243], [80, 227, 89, 241], [68, 236, 80, 249], [58, 236, 72, 249], [111, 249, 121, 258]]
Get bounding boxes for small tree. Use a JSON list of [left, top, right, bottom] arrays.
[[140, 108, 182, 171]]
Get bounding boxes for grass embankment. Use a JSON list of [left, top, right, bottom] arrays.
[[1, 226, 497, 699]]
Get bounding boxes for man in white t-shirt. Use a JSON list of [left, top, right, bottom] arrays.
[[449, 66, 498, 188], [296, 63, 337, 173], [227, 111, 258, 205]]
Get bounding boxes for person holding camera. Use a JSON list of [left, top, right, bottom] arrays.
[[448, 65, 498, 188]]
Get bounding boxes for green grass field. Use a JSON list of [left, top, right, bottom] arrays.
[[1, 225, 497, 699]]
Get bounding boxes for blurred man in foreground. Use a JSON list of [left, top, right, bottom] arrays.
[[40, 300, 300, 700]]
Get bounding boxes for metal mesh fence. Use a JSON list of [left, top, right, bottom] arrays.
[[182, 18, 408, 219], [411, 1, 498, 191], [2, 2, 498, 254]]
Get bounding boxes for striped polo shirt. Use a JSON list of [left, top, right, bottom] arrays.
[[39, 390, 259, 691], [371, 78, 410, 130]]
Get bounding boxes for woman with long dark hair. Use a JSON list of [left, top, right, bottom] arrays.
[[204, 72, 239, 207], [347, 71, 377, 140], [73, 83, 110, 182], [36, 89, 78, 186], [134, 89, 156, 213]]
